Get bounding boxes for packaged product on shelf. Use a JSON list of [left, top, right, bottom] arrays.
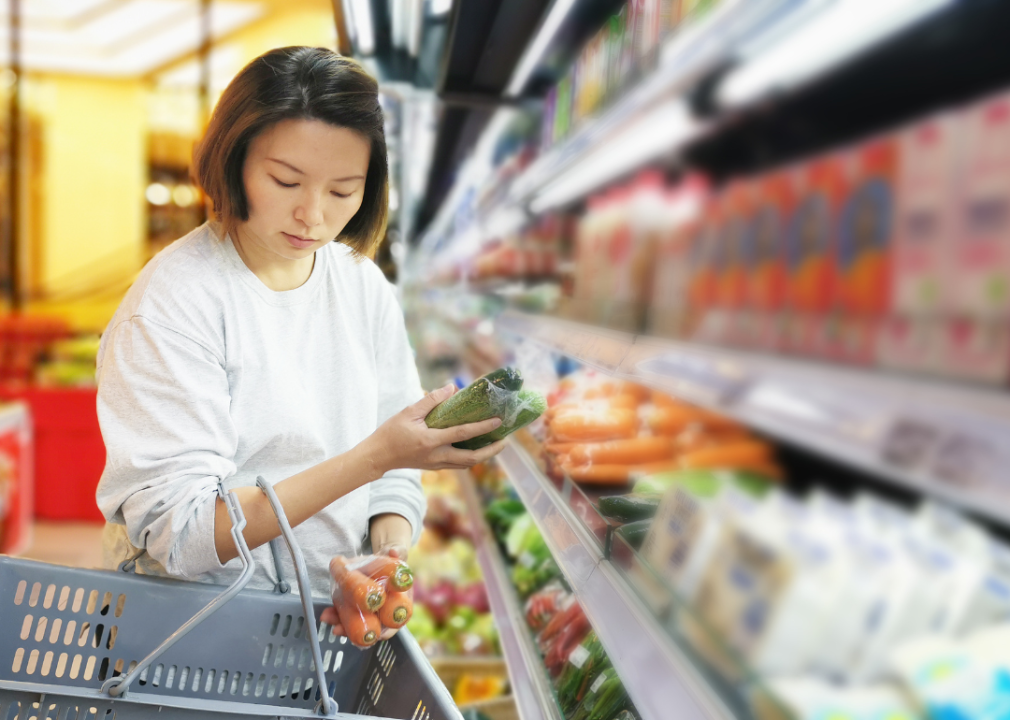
[[748, 171, 793, 351], [688, 199, 724, 342], [836, 136, 898, 365], [570, 668, 630, 720], [876, 315, 944, 376], [648, 174, 709, 339], [784, 154, 845, 358], [555, 631, 612, 715], [937, 317, 1010, 384], [753, 677, 917, 720], [892, 112, 961, 318], [716, 179, 757, 346], [952, 90, 1010, 319], [606, 8, 628, 99], [524, 581, 570, 632], [891, 625, 1010, 720]]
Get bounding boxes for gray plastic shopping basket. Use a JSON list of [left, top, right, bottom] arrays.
[[0, 478, 463, 720]]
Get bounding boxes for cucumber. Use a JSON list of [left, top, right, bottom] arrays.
[[425, 368, 525, 429], [614, 519, 651, 550], [453, 389, 547, 450], [597, 494, 662, 523]]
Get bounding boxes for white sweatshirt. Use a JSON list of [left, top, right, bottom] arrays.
[[95, 223, 426, 597]]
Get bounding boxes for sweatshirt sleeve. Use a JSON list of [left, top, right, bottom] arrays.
[[95, 315, 238, 579], [367, 280, 427, 545]]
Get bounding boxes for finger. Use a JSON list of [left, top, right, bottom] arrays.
[[320, 607, 342, 628], [379, 627, 398, 641], [441, 439, 507, 468], [412, 384, 456, 417], [437, 416, 502, 444]]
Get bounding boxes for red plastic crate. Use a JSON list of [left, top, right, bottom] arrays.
[[0, 386, 105, 522]]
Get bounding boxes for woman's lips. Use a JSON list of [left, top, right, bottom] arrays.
[[283, 232, 316, 249]]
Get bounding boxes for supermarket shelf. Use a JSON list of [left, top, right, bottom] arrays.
[[459, 472, 565, 720], [495, 441, 737, 720], [496, 310, 1010, 527]]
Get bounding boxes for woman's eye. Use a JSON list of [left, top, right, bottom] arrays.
[[331, 191, 352, 199], [272, 177, 298, 188]]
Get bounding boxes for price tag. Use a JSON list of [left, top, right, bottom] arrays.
[[568, 644, 590, 669], [880, 418, 942, 470], [930, 432, 996, 489], [590, 670, 609, 694]]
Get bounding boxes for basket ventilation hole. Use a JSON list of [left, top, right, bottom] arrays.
[[410, 700, 430, 720], [261, 644, 273, 667], [281, 615, 293, 638], [267, 675, 279, 698], [286, 647, 298, 669], [317, 623, 327, 642], [269, 614, 280, 636], [77, 623, 91, 647], [215, 669, 228, 694], [92, 625, 105, 649], [164, 664, 175, 687], [114, 595, 126, 618], [57, 586, 71, 611], [189, 667, 203, 692], [292, 616, 305, 639], [56, 653, 69, 678], [70, 654, 83, 679], [106, 627, 118, 651], [83, 709, 97, 720], [26, 650, 39, 675], [255, 673, 267, 697], [49, 618, 64, 644], [43, 703, 59, 720], [71, 589, 85, 614], [230, 670, 241, 696], [178, 666, 190, 690], [334, 651, 343, 672], [278, 675, 291, 698], [322, 650, 332, 672], [242, 672, 254, 696], [85, 591, 99, 615], [43, 585, 57, 610], [327, 680, 336, 700], [63, 621, 77, 646], [151, 663, 163, 688], [41, 651, 54, 676], [273, 644, 285, 668], [28, 582, 41, 608], [97, 658, 110, 682], [202, 668, 215, 693], [20, 615, 32, 641], [103, 711, 114, 720], [297, 648, 310, 671], [11, 648, 24, 673], [290, 677, 302, 699], [34, 617, 49, 643], [58, 705, 79, 720], [303, 677, 314, 701], [99, 592, 112, 617], [83, 656, 97, 681], [14, 580, 27, 605]]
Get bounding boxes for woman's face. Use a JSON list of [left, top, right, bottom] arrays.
[[239, 118, 371, 261]]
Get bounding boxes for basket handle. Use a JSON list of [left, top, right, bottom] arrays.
[[102, 482, 257, 698], [255, 476, 338, 717]]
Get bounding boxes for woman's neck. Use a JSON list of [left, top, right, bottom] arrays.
[[230, 225, 315, 292]]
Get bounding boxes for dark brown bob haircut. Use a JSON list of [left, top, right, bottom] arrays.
[[193, 46, 387, 257]]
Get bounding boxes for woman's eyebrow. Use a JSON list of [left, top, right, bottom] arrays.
[[267, 157, 364, 182]]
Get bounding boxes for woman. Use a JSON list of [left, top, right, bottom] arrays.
[[94, 47, 504, 614]]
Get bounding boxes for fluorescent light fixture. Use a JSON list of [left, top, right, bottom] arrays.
[[408, 0, 424, 57], [429, 0, 453, 18], [391, 0, 407, 50], [717, 0, 954, 109], [530, 99, 703, 213], [349, 0, 375, 55], [146, 183, 171, 206], [505, 0, 578, 97]]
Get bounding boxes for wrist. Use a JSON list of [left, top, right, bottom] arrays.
[[356, 433, 391, 481]]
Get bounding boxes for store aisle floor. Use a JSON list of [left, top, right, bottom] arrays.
[[20, 522, 104, 569]]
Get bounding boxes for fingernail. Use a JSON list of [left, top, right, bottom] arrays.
[[443, 383, 455, 392], [492, 418, 502, 427]]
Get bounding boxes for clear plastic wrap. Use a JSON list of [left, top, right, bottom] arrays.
[[329, 554, 415, 648]]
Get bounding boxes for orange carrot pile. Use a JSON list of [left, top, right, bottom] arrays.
[[329, 555, 416, 648]]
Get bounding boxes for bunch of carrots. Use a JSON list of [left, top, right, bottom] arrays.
[[543, 375, 780, 485], [329, 555, 415, 648]]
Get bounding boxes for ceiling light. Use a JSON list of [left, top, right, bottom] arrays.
[[146, 183, 171, 206], [172, 185, 198, 207], [349, 0, 375, 55], [717, 0, 953, 109], [505, 0, 578, 97], [429, 0, 452, 17], [530, 100, 704, 213]]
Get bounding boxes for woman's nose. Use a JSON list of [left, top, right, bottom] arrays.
[[294, 190, 324, 227]]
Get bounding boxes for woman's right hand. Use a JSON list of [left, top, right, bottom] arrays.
[[362, 384, 507, 475]]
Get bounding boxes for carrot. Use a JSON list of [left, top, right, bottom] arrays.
[[617, 382, 651, 402], [549, 408, 638, 443], [695, 410, 746, 432], [563, 463, 634, 484], [651, 391, 686, 409], [330, 557, 385, 612], [584, 382, 618, 399], [674, 427, 753, 452], [356, 556, 414, 592], [647, 406, 708, 435], [546, 442, 580, 456], [679, 440, 772, 469], [337, 605, 381, 647], [377, 590, 413, 628], [568, 436, 676, 465]]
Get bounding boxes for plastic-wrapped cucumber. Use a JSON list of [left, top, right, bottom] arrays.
[[571, 670, 629, 720], [614, 519, 651, 550], [597, 494, 662, 523], [453, 388, 546, 450], [425, 369, 523, 429]]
